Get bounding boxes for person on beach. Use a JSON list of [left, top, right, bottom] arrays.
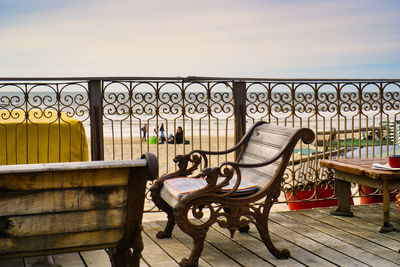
[[168, 126, 184, 144], [159, 123, 166, 144], [141, 124, 147, 141]]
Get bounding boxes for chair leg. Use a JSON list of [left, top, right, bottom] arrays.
[[157, 207, 175, 238], [108, 224, 143, 267], [253, 216, 290, 259], [108, 246, 140, 267], [176, 215, 208, 267], [150, 185, 176, 238], [238, 225, 250, 233]]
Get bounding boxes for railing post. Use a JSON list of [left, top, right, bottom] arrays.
[[233, 81, 246, 161], [88, 80, 104, 161]]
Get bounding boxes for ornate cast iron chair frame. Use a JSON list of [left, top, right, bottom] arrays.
[[150, 121, 315, 266]]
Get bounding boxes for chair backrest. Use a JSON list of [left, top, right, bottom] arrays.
[[238, 123, 313, 188], [0, 157, 158, 258]]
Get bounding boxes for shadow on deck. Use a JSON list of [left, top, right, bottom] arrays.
[[2, 203, 400, 266]]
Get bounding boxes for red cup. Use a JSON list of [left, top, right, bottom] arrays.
[[389, 155, 400, 168]]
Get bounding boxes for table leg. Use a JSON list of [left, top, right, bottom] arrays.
[[380, 180, 395, 233], [330, 179, 353, 217]]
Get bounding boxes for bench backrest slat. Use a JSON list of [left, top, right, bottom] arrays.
[[0, 159, 155, 258], [238, 124, 304, 187]]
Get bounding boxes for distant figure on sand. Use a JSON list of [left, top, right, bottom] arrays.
[[141, 124, 147, 141], [159, 123, 166, 144], [168, 126, 184, 144]]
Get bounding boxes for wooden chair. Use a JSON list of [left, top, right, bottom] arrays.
[[150, 121, 315, 266]]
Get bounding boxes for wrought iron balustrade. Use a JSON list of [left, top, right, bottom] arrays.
[[1, 77, 399, 208]]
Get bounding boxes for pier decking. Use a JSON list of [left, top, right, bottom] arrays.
[[2, 203, 400, 266]]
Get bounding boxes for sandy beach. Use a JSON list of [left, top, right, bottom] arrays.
[[103, 135, 236, 176]]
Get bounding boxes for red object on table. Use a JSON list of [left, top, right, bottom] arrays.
[[389, 155, 400, 168]]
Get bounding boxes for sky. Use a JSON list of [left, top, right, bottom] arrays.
[[1, 0, 399, 79]]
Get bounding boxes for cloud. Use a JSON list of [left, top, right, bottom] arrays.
[[1, 0, 399, 78]]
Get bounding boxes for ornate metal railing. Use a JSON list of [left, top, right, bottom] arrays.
[[1, 77, 399, 209]]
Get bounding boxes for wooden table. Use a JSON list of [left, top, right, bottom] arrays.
[[320, 157, 400, 233]]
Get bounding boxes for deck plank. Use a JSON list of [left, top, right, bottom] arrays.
[[267, 218, 358, 266], [298, 209, 400, 262], [274, 212, 399, 266], [144, 221, 211, 266], [141, 230, 179, 267], [156, 220, 241, 267], [79, 250, 111, 267], [195, 222, 274, 267], [338, 202, 400, 227], [24, 256, 61, 267], [208, 223, 305, 267], [280, 209, 400, 265], [53, 253, 85, 267], [315, 206, 400, 250], [2, 203, 399, 266], [0, 258, 24, 267], [140, 258, 150, 267]]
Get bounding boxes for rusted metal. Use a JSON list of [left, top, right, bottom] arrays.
[[1, 77, 400, 208], [88, 80, 104, 161], [150, 122, 314, 265]]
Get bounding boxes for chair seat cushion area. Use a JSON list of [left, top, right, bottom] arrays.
[[160, 177, 260, 207]]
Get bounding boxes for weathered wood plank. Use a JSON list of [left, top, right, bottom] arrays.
[[140, 258, 150, 267], [0, 168, 129, 191], [0, 155, 157, 265], [24, 256, 60, 267], [0, 257, 24, 266], [266, 231, 334, 266], [279, 210, 400, 266], [321, 158, 400, 181], [247, 216, 336, 266], [185, 221, 275, 267], [141, 230, 179, 267], [80, 250, 111, 267], [238, 163, 278, 187], [207, 222, 305, 267], [141, 203, 400, 267], [267, 218, 361, 266], [249, 127, 294, 148], [157, 220, 242, 267], [347, 203, 400, 226], [299, 209, 400, 258], [0, 159, 147, 174], [272, 212, 399, 266], [0, 187, 126, 216], [53, 253, 86, 267], [3, 209, 125, 237], [0, 229, 123, 255], [243, 141, 281, 160], [143, 221, 211, 266], [317, 206, 400, 243]]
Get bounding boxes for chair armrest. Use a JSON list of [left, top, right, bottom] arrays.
[[181, 163, 247, 201]]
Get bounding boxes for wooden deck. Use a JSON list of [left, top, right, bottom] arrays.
[[2, 203, 400, 266]]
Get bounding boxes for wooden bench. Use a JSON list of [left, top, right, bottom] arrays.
[[0, 153, 158, 267], [150, 121, 314, 267]]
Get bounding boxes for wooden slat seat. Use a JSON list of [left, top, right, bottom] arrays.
[[150, 121, 314, 267]]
